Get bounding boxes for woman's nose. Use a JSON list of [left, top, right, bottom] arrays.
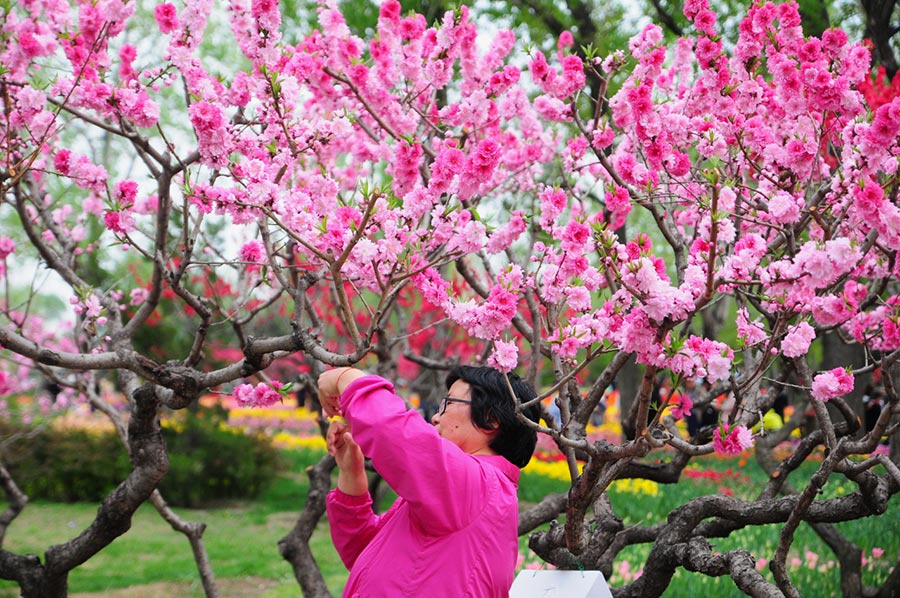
[[431, 412, 440, 425]]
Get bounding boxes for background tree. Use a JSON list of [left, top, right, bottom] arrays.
[[1, 1, 899, 598]]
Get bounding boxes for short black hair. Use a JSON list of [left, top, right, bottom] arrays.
[[445, 366, 541, 468]]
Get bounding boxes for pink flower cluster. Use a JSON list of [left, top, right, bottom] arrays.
[[781, 322, 816, 358], [233, 381, 284, 408], [670, 394, 693, 420], [0, 237, 15, 260], [189, 101, 232, 169], [4, 0, 900, 459], [810, 368, 854, 402], [713, 424, 754, 455]]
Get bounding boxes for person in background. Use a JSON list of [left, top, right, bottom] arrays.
[[319, 365, 542, 597], [753, 392, 789, 433], [864, 387, 886, 443]]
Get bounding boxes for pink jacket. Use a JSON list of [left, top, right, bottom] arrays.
[[326, 375, 521, 597]]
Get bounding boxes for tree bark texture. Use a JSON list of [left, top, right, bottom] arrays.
[[279, 453, 337, 598], [0, 383, 167, 598]]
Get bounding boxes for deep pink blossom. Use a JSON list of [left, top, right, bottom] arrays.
[[713, 424, 753, 455], [154, 3, 179, 34], [810, 368, 853, 402], [0, 237, 16, 260], [239, 240, 265, 265], [558, 31, 574, 50], [560, 220, 591, 254], [103, 209, 134, 234], [671, 394, 693, 420]]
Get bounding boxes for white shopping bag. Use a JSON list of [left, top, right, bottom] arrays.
[[509, 569, 614, 598]]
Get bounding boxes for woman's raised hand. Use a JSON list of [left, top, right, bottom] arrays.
[[327, 419, 366, 496], [317, 367, 365, 416]]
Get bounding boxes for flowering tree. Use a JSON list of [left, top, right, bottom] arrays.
[[1, 0, 900, 596]]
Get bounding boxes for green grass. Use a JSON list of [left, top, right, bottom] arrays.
[[0, 450, 897, 597], [0, 448, 347, 597]]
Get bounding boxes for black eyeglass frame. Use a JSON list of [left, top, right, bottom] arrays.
[[438, 396, 472, 415]]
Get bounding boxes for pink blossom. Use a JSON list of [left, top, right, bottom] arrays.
[[885, 311, 900, 350], [391, 142, 422, 197], [463, 138, 502, 186], [781, 322, 816, 358], [853, 181, 884, 219], [488, 340, 518, 372], [398, 15, 426, 41], [0, 237, 15, 260], [251, 0, 281, 32], [54, 150, 72, 175], [683, 0, 710, 20], [533, 94, 569, 121], [684, 336, 733, 382], [103, 210, 134, 234], [486, 211, 526, 254], [378, 0, 401, 22], [694, 10, 717, 36], [810, 368, 853, 401], [412, 268, 450, 307], [529, 51, 553, 86], [736, 308, 767, 347], [239, 240, 265, 268], [591, 126, 615, 150], [114, 180, 139, 204], [606, 185, 631, 214], [130, 288, 148, 306], [560, 220, 591, 254], [713, 423, 753, 455], [554, 54, 585, 98], [768, 191, 801, 224], [82, 295, 104, 319], [539, 188, 567, 229], [233, 381, 284, 408], [188, 100, 232, 168], [670, 393, 693, 420], [154, 3, 179, 34], [561, 285, 589, 312]]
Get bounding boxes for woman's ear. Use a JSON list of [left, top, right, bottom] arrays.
[[483, 409, 500, 432]]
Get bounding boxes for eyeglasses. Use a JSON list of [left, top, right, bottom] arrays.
[[438, 396, 471, 415]]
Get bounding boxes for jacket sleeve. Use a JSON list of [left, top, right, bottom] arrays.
[[325, 488, 382, 569], [340, 375, 490, 535]]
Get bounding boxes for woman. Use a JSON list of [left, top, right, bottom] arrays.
[[319, 365, 542, 597]]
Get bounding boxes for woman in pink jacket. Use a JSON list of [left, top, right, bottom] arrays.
[[319, 365, 542, 597]]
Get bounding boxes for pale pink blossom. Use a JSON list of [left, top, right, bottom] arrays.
[[487, 340, 518, 372], [233, 381, 284, 408], [781, 322, 816, 358], [130, 288, 149, 306], [736, 308, 767, 347]]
